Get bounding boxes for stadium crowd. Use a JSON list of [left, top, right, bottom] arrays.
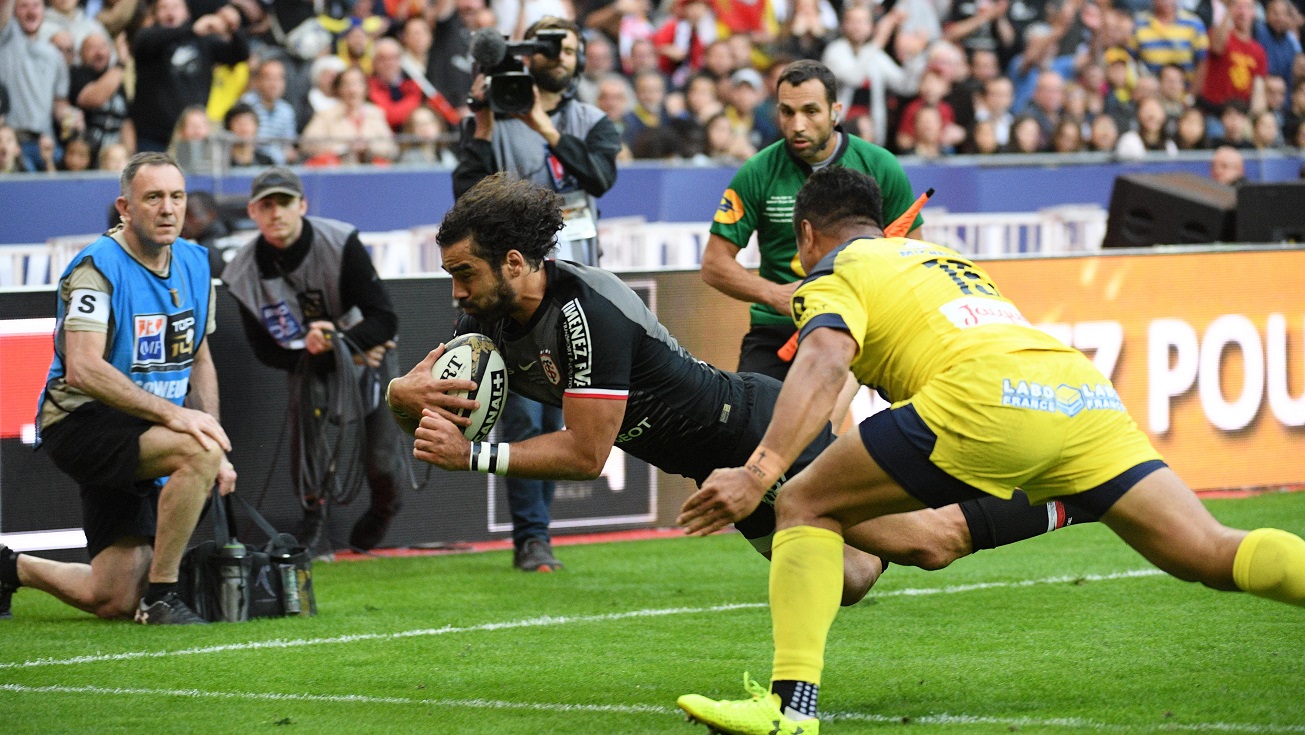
[[1, 0, 1303, 174]]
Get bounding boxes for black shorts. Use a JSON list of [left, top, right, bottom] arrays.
[[859, 403, 1167, 517], [737, 323, 797, 382], [42, 402, 160, 559]]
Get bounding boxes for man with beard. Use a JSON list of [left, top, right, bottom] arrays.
[[386, 174, 1093, 607], [451, 15, 621, 573]]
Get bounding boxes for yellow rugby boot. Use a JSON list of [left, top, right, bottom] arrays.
[[677, 674, 819, 735]]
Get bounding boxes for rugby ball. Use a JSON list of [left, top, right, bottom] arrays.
[[430, 333, 508, 441]]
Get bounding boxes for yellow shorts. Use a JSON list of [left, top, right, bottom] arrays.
[[903, 349, 1163, 505]]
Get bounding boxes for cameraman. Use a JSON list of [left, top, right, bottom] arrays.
[[452, 16, 621, 573]]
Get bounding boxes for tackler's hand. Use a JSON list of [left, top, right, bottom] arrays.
[[413, 410, 473, 470], [677, 466, 768, 537]]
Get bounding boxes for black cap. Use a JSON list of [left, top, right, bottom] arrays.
[[249, 167, 304, 203]]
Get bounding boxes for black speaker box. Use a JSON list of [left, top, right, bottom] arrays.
[[1235, 181, 1305, 243], [1103, 173, 1237, 248]]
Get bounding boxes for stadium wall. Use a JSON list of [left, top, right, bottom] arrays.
[[2, 246, 1302, 559], [2, 153, 1303, 244]]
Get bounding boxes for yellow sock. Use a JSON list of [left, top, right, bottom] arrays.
[[1232, 528, 1305, 607], [770, 525, 845, 686]]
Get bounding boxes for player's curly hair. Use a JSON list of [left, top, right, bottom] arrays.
[[437, 173, 565, 269], [792, 166, 884, 236]]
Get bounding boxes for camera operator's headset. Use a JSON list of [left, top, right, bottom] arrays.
[[524, 17, 586, 80]]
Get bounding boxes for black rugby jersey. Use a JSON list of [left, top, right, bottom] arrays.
[[456, 260, 761, 482]]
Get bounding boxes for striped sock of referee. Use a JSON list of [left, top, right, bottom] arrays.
[[959, 491, 1096, 552]]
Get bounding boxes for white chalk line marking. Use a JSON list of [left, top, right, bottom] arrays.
[[1, 569, 1166, 671], [2, 684, 1302, 733]]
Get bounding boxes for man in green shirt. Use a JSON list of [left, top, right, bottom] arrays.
[[701, 59, 923, 380]]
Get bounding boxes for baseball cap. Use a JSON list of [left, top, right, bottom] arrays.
[[731, 67, 764, 89], [249, 167, 304, 203]]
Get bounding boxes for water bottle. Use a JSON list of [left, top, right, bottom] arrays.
[[279, 558, 302, 615], [218, 542, 248, 623]]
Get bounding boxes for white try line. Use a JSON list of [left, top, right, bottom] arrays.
[[2, 684, 1302, 734], [0, 568, 1165, 671]]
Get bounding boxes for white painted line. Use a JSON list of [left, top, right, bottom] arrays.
[[0, 569, 1166, 671], [0, 528, 87, 552], [1, 684, 1301, 734]]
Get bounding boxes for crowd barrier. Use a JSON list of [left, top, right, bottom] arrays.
[[1, 244, 1301, 557], [2, 151, 1302, 245]]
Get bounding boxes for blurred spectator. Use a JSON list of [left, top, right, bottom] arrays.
[[613, 0, 655, 73], [1102, 47, 1137, 130], [897, 68, 964, 151], [1174, 105, 1208, 149], [428, 0, 483, 113], [651, 0, 714, 86], [369, 37, 426, 132], [1265, 75, 1288, 120], [623, 69, 669, 146], [683, 71, 723, 122], [97, 140, 128, 170], [1020, 68, 1064, 143], [944, 0, 1017, 65], [1062, 82, 1091, 132], [1294, 120, 1305, 149], [894, 0, 946, 45], [700, 39, 736, 81], [59, 133, 91, 170], [1129, 0, 1207, 80], [240, 58, 297, 164], [1254, 0, 1302, 89], [1212, 101, 1254, 148], [70, 30, 129, 160], [0, 124, 31, 171], [35, 126, 57, 170], [929, 40, 978, 131], [1117, 96, 1177, 155], [1285, 83, 1305, 140], [1197, 0, 1266, 116], [398, 106, 457, 165], [168, 103, 219, 172], [308, 54, 347, 114], [0, 0, 75, 171], [398, 16, 432, 81], [967, 117, 1000, 153], [39, 0, 109, 52], [496, 0, 570, 41], [975, 74, 1015, 145], [336, 19, 379, 74], [129, 0, 248, 152], [224, 101, 274, 166], [1088, 113, 1119, 151], [1157, 63, 1189, 120], [47, 27, 75, 66], [1250, 109, 1282, 149], [1210, 143, 1246, 185], [725, 66, 778, 149], [1009, 21, 1075, 114], [181, 189, 229, 276], [776, 0, 836, 61], [626, 36, 660, 75], [301, 65, 397, 164], [596, 72, 633, 127], [576, 32, 616, 104], [908, 104, 951, 158], [1051, 115, 1083, 151], [822, 4, 925, 145], [702, 109, 755, 160], [715, 0, 776, 43], [970, 48, 1001, 85], [1004, 112, 1043, 151]]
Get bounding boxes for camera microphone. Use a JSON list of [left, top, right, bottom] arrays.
[[470, 28, 508, 70]]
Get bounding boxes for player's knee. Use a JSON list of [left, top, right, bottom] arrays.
[[774, 486, 822, 526], [92, 588, 139, 619], [185, 442, 224, 478], [904, 544, 960, 571], [841, 549, 883, 606]]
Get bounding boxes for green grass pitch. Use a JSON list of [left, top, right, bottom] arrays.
[[2, 492, 1303, 734]]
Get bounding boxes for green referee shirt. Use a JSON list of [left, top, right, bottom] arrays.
[[709, 132, 923, 327]]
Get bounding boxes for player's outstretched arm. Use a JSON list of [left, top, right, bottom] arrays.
[[678, 327, 858, 536], [700, 234, 799, 314], [387, 344, 480, 433]]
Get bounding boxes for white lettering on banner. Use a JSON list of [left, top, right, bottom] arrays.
[[1035, 321, 1124, 380], [938, 296, 1031, 329], [1148, 314, 1305, 434], [1266, 315, 1305, 426]]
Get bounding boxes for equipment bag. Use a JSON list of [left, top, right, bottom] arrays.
[[178, 490, 317, 623]]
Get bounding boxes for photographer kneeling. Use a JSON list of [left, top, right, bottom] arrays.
[[452, 16, 621, 572]]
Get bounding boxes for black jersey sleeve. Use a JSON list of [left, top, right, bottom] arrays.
[[556, 292, 635, 400]]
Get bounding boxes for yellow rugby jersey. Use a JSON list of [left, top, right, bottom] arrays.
[[791, 237, 1074, 402]]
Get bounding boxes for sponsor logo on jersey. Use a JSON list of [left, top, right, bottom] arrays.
[[134, 377, 189, 399], [713, 188, 745, 225], [135, 310, 198, 370], [561, 299, 592, 386], [940, 296, 1031, 329], [261, 301, 304, 343], [1000, 379, 1124, 416], [539, 351, 561, 386], [616, 417, 652, 444]]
